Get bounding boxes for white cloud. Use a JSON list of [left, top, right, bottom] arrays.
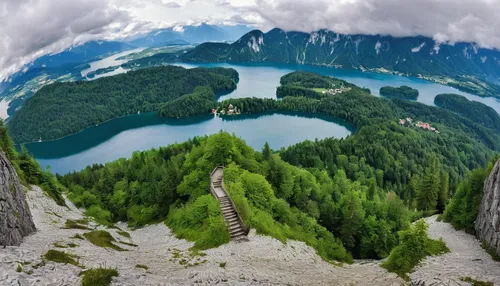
[[2, 0, 500, 81], [233, 0, 500, 49]]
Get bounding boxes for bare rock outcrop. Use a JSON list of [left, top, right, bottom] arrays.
[[0, 151, 35, 246], [475, 159, 500, 256]]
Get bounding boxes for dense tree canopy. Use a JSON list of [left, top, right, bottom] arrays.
[[434, 93, 500, 133], [8, 66, 238, 142], [380, 85, 419, 100]]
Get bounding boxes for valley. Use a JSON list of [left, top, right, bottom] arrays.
[[2, 14, 500, 286]]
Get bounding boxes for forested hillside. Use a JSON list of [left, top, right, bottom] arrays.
[[182, 28, 500, 98], [8, 66, 238, 142], [217, 72, 499, 206], [434, 93, 500, 133], [57, 71, 500, 269]]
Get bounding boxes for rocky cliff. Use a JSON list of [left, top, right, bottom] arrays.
[[0, 151, 36, 246], [475, 159, 500, 256]]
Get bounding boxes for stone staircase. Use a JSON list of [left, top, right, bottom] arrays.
[[210, 167, 249, 241]]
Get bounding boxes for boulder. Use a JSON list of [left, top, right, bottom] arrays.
[[475, 159, 500, 256], [0, 151, 36, 246]]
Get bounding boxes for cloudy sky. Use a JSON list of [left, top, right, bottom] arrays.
[[1, 0, 500, 81]]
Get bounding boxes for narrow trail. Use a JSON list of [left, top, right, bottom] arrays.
[[411, 215, 500, 285]]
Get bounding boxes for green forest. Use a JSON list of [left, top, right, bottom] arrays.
[[1, 70, 499, 278], [8, 66, 238, 143], [380, 85, 419, 100], [434, 93, 500, 133]]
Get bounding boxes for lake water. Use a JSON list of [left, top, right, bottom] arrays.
[[28, 112, 353, 174], [80, 48, 145, 79], [27, 58, 500, 174]]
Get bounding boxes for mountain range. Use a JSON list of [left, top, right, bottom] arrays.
[[183, 28, 500, 80], [128, 24, 252, 47]]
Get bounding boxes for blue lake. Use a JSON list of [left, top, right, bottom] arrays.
[[26, 61, 500, 174]]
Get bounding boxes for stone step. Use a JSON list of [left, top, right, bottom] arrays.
[[226, 217, 239, 223], [221, 206, 233, 211], [224, 213, 237, 220], [230, 230, 246, 237]]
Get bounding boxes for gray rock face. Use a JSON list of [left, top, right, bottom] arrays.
[[0, 151, 35, 246], [475, 159, 500, 256]]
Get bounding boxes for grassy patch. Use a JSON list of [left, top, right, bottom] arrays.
[[189, 249, 207, 257], [67, 243, 78, 248], [117, 231, 131, 238], [16, 264, 22, 272], [83, 230, 126, 251], [81, 268, 119, 286], [53, 242, 68, 248], [70, 234, 85, 240], [219, 262, 226, 268], [118, 241, 138, 247], [460, 277, 494, 286], [135, 264, 148, 270], [481, 241, 500, 262], [64, 219, 91, 230], [43, 250, 80, 266]]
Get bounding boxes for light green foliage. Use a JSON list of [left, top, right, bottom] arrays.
[[83, 230, 126, 251], [84, 206, 112, 226], [382, 220, 449, 279], [166, 194, 230, 250], [43, 250, 80, 266], [81, 268, 119, 286]]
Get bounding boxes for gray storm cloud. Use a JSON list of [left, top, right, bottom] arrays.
[[0, 0, 136, 81], [2, 0, 500, 81], [239, 0, 500, 48]]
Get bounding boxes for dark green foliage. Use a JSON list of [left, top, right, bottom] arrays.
[[81, 268, 119, 286], [8, 66, 238, 142], [460, 276, 494, 286], [158, 86, 216, 118], [64, 219, 91, 230], [434, 94, 500, 132], [0, 121, 66, 206], [43, 250, 80, 266], [382, 219, 449, 279], [380, 85, 419, 100], [117, 231, 131, 238], [83, 230, 126, 251], [443, 159, 496, 233], [135, 264, 148, 270], [481, 241, 500, 262]]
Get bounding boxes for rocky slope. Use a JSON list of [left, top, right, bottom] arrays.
[[0, 151, 35, 246], [412, 216, 500, 285], [475, 159, 500, 257], [0, 185, 403, 285]]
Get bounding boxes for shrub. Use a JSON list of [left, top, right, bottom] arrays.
[[382, 220, 449, 279], [83, 230, 126, 251], [85, 206, 113, 226], [81, 268, 119, 286], [166, 194, 230, 250], [117, 231, 131, 238]]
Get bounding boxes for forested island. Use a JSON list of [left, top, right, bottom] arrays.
[[380, 85, 419, 100], [8, 66, 238, 143]]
